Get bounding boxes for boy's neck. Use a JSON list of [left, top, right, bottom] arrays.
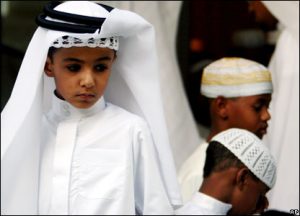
[[200, 170, 236, 204], [207, 123, 232, 142]]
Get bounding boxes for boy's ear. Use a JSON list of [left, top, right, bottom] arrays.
[[235, 167, 250, 191], [215, 96, 229, 119], [44, 57, 54, 77]]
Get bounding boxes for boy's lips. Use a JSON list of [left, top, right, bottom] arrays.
[[259, 128, 267, 135], [258, 124, 268, 136], [76, 93, 96, 100]]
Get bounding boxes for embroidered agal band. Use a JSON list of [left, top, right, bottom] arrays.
[[51, 35, 119, 50]]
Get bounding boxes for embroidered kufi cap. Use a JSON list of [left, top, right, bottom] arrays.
[[211, 128, 277, 189], [201, 57, 273, 98]]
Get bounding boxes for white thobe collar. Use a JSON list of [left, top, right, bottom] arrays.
[[191, 192, 232, 215], [49, 93, 106, 121]]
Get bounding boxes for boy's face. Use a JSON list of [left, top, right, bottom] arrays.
[[45, 47, 115, 109], [230, 173, 269, 215], [226, 94, 271, 139]]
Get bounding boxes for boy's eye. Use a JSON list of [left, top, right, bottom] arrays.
[[66, 64, 81, 72], [253, 103, 263, 112], [94, 64, 108, 72]]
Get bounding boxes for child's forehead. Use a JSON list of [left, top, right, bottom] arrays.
[[51, 46, 115, 60], [56, 46, 114, 53], [217, 94, 271, 105], [234, 93, 272, 102]]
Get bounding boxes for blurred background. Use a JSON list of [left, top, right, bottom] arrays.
[[1, 1, 49, 109]]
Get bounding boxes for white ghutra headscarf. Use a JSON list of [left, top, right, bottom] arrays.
[[1, 1, 181, 213]]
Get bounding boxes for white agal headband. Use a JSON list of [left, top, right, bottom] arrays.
[[201, 57, 273, 98], [211, 128, 277, 189], [51, 35, 119, 50]]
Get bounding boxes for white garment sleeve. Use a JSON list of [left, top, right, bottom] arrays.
[[132, 118, 174, 214]]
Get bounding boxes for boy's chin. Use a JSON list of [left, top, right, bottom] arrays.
[[70, 101, 96, 109]]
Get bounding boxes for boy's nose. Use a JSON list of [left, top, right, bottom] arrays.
[[80, 72, 95, 88], [262, 108, 271, 121]]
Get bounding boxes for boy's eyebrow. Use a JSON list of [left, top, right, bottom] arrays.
[[94, 56, 113, 61], [257, 97, 270, 104], [63, 58, 84, 63], [63, 56, 112, 62]]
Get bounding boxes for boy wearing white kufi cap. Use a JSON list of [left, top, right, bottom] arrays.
[[176, 128, 277, 215], [1, 1, 181, 214], [178, 57, 273, 203]]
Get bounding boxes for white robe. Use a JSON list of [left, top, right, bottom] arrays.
[[263, 27, 299, 212], [262, 1, 299, 211], [175, 192, 232, 215], [38, 95, 173, 215], [177, 142, 209, 203]]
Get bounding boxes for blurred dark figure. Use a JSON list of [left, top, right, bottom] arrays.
[[248, 1, 278, 31], [229, 1, 279, 66]]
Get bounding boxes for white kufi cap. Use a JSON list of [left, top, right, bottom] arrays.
[[201, 57, 273, 98], [211, 128, 277, 189]]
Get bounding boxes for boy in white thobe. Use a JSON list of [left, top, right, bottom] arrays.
[[1, 1, 181, 214]]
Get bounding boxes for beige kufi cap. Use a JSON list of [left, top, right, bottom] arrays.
[[201, 57, 273, 98], [211, 128, 277, 189]]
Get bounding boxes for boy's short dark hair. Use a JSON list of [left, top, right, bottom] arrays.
[[47, 47, 58, 61], [203, 141, 243, 178], [203, 140, 260, 181], [203, 141, 260, 181]]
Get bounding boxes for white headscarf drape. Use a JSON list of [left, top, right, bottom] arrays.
[[100, 1, 202, 170], [262, 1, 299, 212]]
